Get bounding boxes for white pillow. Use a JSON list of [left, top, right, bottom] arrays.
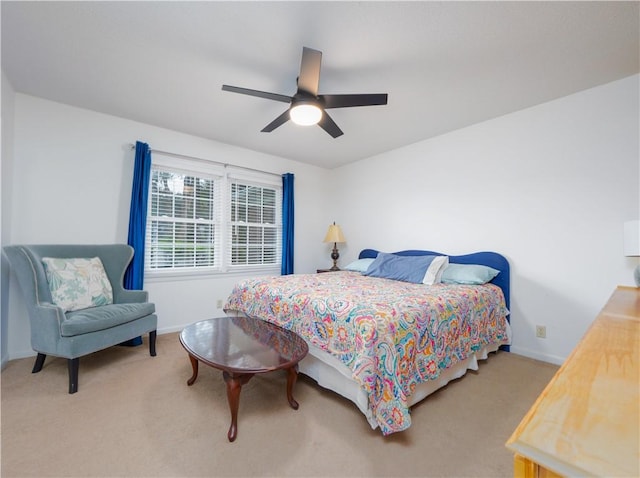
[[422, 256, 449, 285], [42, 257, 113, 312]]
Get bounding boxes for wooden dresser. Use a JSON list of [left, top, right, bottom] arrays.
[[506, 286, 639, 477]]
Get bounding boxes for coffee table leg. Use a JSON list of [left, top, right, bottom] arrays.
[[223, 371, 253, 442], [186, 354, 199, 386], [286, 365, 300, 410]]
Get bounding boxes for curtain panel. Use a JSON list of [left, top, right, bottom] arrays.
[[281, 173, 295, 275], [122, 141, 152, 346]]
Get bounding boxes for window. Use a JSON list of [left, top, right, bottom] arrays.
[[230, 183, 279, 266], [145, 155, 282, 276]]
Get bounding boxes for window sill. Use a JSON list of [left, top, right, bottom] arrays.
[[145, 266, 280, 282]]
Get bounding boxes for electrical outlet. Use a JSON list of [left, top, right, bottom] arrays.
[[216, 299, 223, 309], [535, 325, 547, 338]]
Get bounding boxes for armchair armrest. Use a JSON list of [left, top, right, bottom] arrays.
[[115, 289, 149, 304], [30, 303, 67, 353]]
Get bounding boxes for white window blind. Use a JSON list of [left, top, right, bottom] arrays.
[[146, 165, 223, 272], [228, 180, 281, 268]]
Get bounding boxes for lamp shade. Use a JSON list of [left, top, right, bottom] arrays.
[[624, 220, 640, 256], [323, 224, 346, 243]]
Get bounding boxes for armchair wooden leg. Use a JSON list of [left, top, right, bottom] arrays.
[[149, 330, 157, 357], [32, 353, 46, 373], [68, 358, 79, 394]]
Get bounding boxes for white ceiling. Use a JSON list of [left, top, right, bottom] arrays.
[[2, 1, 638, 169]]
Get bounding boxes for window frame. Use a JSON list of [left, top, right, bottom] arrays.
[[144, 155, 282, 280]]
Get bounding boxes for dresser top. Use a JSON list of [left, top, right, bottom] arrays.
[[506, 286, 640, 477]]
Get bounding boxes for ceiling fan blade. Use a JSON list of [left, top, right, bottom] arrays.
[[318, 111, 344, 138], [222, 85, 292, 103], [297, 47, 322, 96], [261, 109, 291, 133], [320, 93, 388, 109]]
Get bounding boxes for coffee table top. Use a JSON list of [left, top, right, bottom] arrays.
[[180, 316, 309, 374]]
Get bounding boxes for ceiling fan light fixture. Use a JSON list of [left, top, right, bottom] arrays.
[[290, 102, 322, 126], [222, 47, 387, 137]]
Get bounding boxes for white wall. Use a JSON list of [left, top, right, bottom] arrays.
[[332, 75, 640, 364], [5, 94, 332, 359], [3, 76, 638, 365], [1, 71, 16, 367]]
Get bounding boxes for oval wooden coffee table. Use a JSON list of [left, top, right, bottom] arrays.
[[179, 316, 309, 442]]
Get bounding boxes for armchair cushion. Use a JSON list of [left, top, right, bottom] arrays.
[[42, 257, 113, 312], [62, 302, 156, 337]]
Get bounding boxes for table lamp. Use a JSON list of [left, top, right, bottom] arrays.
[[623, 220, 640, 286], [323, 222, 346, 271]]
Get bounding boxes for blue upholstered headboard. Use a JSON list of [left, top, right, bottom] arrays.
[[358, 249, 511, 350]]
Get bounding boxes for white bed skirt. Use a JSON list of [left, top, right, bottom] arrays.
[[299, 338, 508, 430]]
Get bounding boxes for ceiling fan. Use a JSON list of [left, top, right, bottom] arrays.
[[222, 47, 388, 138]]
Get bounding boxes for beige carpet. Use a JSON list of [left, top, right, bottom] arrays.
[[1, 333, 558, 478]]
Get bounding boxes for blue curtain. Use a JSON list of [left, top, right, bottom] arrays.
[[281, 173, 295, 275], [122, 141, 152, 346]]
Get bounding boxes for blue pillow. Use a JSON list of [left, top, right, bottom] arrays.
[[363, 252, 439, 283], [344, 258, 375, 273], [441, 264, 500, 285]]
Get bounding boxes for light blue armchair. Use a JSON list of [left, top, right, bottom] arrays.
[[3, 244, 157, 393]]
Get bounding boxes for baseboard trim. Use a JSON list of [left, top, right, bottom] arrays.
[[157, 324, 185, 335], [509, 345, 565, 366], [4, 330, 568, 367], [7, 327, 189, 362]]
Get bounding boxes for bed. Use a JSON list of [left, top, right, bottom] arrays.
[[224, 249, 511, 435]]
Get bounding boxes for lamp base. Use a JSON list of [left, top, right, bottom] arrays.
[[634, 265, 640, 287], [330, 243, 340, 271]]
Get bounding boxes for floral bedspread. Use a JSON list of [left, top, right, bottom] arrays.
[[224, 271, 510, 435]]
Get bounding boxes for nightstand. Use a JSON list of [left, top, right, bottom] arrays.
[[316, 268, 340, 273]]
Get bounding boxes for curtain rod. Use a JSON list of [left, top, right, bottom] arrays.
[[128, 143, 282, 178]]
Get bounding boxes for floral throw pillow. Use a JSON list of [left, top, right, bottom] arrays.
[[42, 257, 113, 312]]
